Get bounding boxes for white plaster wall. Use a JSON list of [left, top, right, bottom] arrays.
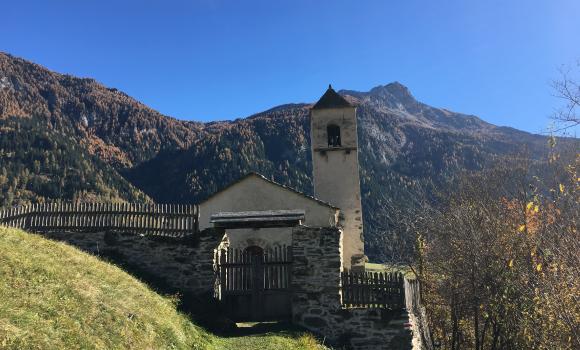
[[311, 107, 358, 149], [199, 175, 340, 230], [311, 106, 365, 269], [222, 227, 293, 251]]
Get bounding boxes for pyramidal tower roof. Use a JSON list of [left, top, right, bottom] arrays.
[[311, 84, 353, 109]]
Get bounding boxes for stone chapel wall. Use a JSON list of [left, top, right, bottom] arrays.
[[291, 226, 413, 350], [41, 225, 415, 349], [43, 228, 223, 296]]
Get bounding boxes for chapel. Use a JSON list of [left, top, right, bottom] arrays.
[[198, 85, 367, 270]]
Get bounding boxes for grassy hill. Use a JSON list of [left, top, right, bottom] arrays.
[[0, 226, 323, 350]]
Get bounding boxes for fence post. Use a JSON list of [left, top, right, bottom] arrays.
[[219, 249, 227, 298]]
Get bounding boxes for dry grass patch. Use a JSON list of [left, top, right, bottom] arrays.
[[0, 227, 325, 350]]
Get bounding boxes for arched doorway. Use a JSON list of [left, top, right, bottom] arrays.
[[244, 245, 264, 258]]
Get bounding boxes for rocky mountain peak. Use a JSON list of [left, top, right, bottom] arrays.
[[369, 82, 414, 100], [340, 82, 420, 113]]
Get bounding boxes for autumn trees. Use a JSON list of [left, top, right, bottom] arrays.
[[411, 144, 578, 349], [396, 64, 579, 350], [0, 116, 148, 206]]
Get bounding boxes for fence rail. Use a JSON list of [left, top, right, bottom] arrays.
[[341, 270, 405, 309], [0, 202, 199, 237]]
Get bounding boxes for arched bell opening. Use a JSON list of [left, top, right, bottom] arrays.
[[327, 124, 341, 147]]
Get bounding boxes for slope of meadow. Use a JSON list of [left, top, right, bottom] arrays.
[[0, 227, 322, 350]]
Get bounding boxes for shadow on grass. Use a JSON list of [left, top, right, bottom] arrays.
[[41, 233, 315, 340], [100, 250, 315, 340], [97, 246, 239, 334], [228, 321, 310, 337]]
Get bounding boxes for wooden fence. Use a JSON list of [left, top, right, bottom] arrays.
[[0, 202, 199, 237], [405, 278, 421, 311], [405, 278, 434, 349], [215, 246, 293, 321], [216, 246, 293, 296], [341, 270, 405, 309]]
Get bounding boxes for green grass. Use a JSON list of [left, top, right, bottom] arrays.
[[0, 226, 324, 350], [365, 262, 416, 278], [214, 333, 322, 350]]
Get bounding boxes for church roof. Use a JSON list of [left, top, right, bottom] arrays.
[[210, 209, 305, 228], [200, 172, 339, 209], [311, 85, 353, 110]]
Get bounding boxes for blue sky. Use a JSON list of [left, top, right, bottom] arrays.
[[2, 1, 579, 134]]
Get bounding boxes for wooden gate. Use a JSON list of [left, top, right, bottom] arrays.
[[215, 246, 292, 321]]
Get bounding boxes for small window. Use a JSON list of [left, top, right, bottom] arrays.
[[327, 124, 341, 147]]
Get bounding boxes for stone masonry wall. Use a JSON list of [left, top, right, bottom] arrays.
[[43, 228, 224, 296], [40, 225, 414, 349], [291, 226, 413, 350]]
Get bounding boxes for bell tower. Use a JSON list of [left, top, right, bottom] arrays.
[[310, 85, 365, 270]]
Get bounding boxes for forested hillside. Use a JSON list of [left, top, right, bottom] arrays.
[[0, 116, 149, 206], [0, 52, 574, 261]]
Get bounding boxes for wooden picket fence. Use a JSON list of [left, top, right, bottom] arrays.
[[216, 246, 293, 296], [0, 202, 199, 237], [341, 270, 405, 309], [215, 246, 293, 321], [405, 278, 421, 311]]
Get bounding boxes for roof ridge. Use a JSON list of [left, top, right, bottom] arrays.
[[311, 85, 353, 110], [200, 172, 339, 209]]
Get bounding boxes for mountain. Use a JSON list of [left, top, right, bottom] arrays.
[[0, 52, 570, 261], [0, 53, 202, 167]]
